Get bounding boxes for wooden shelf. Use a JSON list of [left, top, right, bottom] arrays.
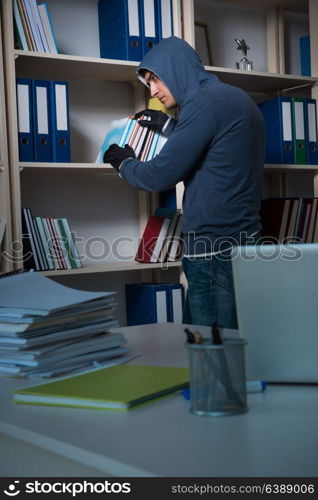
[[14, 50, 139, 81], [205, 66, 317, 93], [19, 163, 115, 173], [265, 164, 318, 172], [41, 260, 182, 276]]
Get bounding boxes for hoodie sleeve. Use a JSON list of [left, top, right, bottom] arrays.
[[120, 98, 217, 191]]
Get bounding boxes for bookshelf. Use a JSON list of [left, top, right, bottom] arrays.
[[2, 0, 318, 321], [1, 0, 183, 278], [184, 0, 318, 200], [0, 7, 12, 273]]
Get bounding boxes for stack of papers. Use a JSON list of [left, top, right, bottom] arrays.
[[0, 271, 130, 377]]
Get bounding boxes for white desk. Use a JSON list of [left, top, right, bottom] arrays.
[[1, 323, 318, 477]]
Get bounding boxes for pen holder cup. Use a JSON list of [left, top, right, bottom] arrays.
[[186, 339, 248, 416]]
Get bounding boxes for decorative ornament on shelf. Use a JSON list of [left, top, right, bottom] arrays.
[[234, 38, 253, 71]]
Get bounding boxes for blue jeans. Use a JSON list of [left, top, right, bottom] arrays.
[[182, 235, 261, 328]]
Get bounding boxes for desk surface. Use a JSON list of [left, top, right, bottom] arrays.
[[1, 323, 318, 477]]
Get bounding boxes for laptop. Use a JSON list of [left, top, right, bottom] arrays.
[[231, 243, 318, 383]]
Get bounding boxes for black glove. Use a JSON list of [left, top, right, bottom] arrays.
[[103, 144, 136, 171], [134, 109, 169, 132]]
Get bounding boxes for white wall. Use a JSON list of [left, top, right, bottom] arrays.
[[194, 0, 268, 72]]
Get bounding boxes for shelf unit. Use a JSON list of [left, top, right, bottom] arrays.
[[2, 0, 318, 318], [0, 6, 12, 273], [1, 0, 183, 280], [184, 0, 318, 199]]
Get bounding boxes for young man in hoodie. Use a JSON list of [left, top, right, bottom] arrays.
[[104, 36, 265, 329]]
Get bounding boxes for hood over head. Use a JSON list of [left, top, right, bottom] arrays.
[[137, 36, 215, 106]]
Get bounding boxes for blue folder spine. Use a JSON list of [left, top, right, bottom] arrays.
[[300, 36, 311, 77], [98, 0, 143, 61], [140, 0, 158, 56], [32, 80, 52, 162], [304, 98, 318, 165], [16, 78, 34, 162], [49, 81, 71, 163], [156, 0, 173, 41], [258, 97, 294, 164]]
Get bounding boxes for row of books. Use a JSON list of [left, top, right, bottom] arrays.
[[98, 0, 174, 62], [0, 271, 127, 378], [135, 208, 183, 263], [0, 220, 6, 248], [126, 282, 184, 326], [17, 78, 70, 162], [258, 96, 318, 165], [22, 208, 81, 272], [96, 115, 168, 163], [13, 0, 58, 53], [261, 197, 318, 243]]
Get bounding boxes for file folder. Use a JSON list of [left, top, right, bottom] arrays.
[[125, 283, 168, 325], [98, 0, 143, 61], [32, 80, 52, 162], [304, 98, 318, 165], [16, 78, 34, 161], [291, 97, 306, 165], [49, 81, 71, 162], [300, 36, 311, 77], [258, 97, 294, 164], [156, 0, 173, 41], [140, 0, 158, 56]]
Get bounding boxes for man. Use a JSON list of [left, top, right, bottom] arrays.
[[104, 36, 265, 328]]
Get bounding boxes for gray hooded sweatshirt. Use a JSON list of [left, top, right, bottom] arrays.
[[120, 36, 265, 255]]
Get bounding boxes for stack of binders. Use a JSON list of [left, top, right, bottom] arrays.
[[98, 0, 174, 61], [0, 271, 129, 378], [258, 96, 318, 165], [125, 282, 184, 325], [22, 207, 81, 271], [13, 0, 58, 53], [16, 78, 70, 162]]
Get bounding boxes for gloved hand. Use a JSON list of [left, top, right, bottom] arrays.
[[103, 144, 136, 171], [134, 109, 169, 132]]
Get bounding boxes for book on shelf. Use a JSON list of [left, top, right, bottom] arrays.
[[96, 115, 167, 164], [135, 209, 182, 263], [13, 0, 58, 53], [261, 197, 318, 243], [0, 219, 7, 247], [22, 208, 81, 272], [0, 270, 127, 377], [258, 96, 318, 165], [13, 364, 189, 410]]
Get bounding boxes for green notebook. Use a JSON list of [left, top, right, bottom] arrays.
[[13, 365, 189, 411]]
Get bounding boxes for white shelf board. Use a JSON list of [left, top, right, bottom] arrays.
[[14, 50, 139, 81], [206, 66, 317, 93], [41, 260, 182, 276], [19, 163, 115, 174], [265, 164, 318, 172], [208, 0, 307, 11]]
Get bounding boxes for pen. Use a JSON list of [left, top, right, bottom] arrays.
[[184, 328, 203, 345], [182, 381, 266, 400]]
